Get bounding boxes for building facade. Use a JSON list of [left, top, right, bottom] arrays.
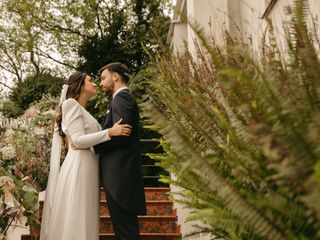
[[168, 0, 320, 54]]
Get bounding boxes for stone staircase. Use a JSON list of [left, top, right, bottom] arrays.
[[21, 140, 181, 240], [99, 187, 180, 239]]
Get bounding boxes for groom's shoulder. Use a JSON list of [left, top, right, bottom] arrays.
[[115, 90, 135, 101], [113, 90, 137, 108]]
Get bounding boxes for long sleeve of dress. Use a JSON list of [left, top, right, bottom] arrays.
[[62, 99, 110, 148]]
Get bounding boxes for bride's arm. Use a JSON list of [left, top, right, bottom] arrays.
[[62, 99, 131, 149]]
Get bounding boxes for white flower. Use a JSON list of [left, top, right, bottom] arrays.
[[3, 189, 25, 217], [4, 128, 14, 138], [43, 109, 56, 117], [0, 144, 16, 161], [2, 129, 14, 145], [33, 127, 45, 136], [23, 106, 40, 118], [8, 119, 28, 129]]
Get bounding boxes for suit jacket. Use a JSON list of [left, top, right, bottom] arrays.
[[93, 89, 146, 215]]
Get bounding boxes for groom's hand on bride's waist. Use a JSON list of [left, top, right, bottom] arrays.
[[70, 142, 89, 150]]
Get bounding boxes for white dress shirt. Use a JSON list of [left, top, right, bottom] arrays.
[[113, 87, 129, 98]]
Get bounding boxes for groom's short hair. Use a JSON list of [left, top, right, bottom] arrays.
[[99, 62, 130, 83]]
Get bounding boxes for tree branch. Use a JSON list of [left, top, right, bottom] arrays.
[[41, 18, 91, 39], [36, 47, 76, 69], [0, 64, 18, 76], [0, 81, 13, 90], [95, 0, 104, 38], [0, 48, 23, 83]]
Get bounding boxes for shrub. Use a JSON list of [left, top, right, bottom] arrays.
[[0, 100, 24, 119], [143, 0, 320, 239], [1, 73, 63, 118], [0, 95, 58, 238]]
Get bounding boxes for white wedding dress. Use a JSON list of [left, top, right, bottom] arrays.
[[40, 98, 110, 240]]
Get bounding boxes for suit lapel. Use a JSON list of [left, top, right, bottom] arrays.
[[103, 89, 130, 129], [103, 104, 113, 129]]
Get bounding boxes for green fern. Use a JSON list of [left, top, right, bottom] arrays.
[[142, 0, 320, 239]]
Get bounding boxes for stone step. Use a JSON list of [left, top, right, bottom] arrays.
[[100, 200, 175, 216], [23, 187, 180, 240], [39, 187, 171, 210], [100, 187, 171, 201], [99, 233, 181, 240], [23, 216, 181, 239], [21, 232, 181, 240], [39, 200, 175, 217], [100, 216, 180, 234]]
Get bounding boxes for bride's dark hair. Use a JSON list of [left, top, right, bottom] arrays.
[[56, 72, 87, 137]]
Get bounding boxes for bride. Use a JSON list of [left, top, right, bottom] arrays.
[[40, 72, 132, 240]]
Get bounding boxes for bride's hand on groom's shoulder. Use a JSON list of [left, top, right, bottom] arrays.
[[109, 118, 132, 137]]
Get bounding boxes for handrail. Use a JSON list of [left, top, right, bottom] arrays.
[[140, 139, 159, 143], [262, 0, 278, 19]]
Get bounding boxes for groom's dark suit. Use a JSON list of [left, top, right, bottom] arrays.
[[93, 88, 146, 239]]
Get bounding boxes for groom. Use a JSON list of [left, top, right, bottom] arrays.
[[93, 62, 146, 239]]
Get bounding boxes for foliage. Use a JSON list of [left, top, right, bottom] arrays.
[[0, 0, 170, 88], [0, 100, 23, 119], [0, 0, 43, 83], [85, 87, 110, 124], [9, 96, 57, 190], [0, 95, 57, 237], [0, 169, 38, 238], [129, 66, 163, 139], [0, 73, 63, 118], [0, 0, 170, 130], [143, 0, 320, 239], [74, 0, 170, 127], [77, 0, 170, 74]]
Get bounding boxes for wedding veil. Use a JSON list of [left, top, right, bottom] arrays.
[[40, 84, 68, 239]]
